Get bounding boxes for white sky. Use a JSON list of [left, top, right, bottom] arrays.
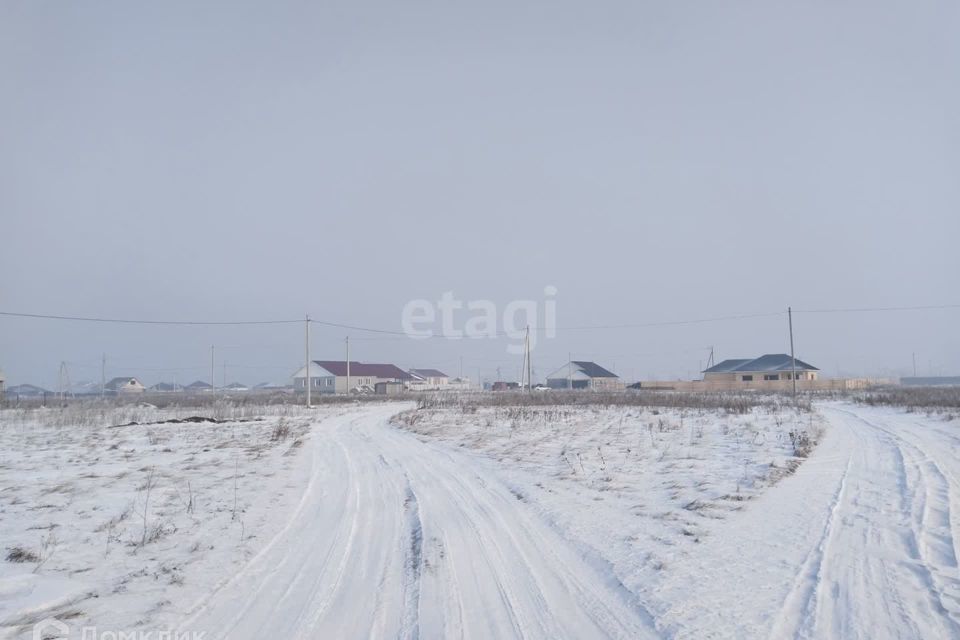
[[2, 0, 958, 386]]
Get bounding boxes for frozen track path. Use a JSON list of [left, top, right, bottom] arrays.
[[179, 405, 657, 640], [657, 403, 960, 640]]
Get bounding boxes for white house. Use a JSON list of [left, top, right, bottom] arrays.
[[407, 369, 450, 391], [546, 361, 624, 391], [293, 361, 414, 394], [105, 377, 146, 394]]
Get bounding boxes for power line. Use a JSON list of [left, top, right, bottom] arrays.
[[793, 304, 960, 314], [0, 311, 301, 325], [2, 303, 957, 336]]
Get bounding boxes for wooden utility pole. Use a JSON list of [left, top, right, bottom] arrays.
[[210, 346, 215, 395], [525, 325, 532, 392], [305, 315, 311, 407], [100, 353, 106, 399], [345, 336, 350, 395], [788, 307, 797, 401]]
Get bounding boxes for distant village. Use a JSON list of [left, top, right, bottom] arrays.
[[1, 353, 954, 401]]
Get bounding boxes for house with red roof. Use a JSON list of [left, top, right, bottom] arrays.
[[292, 360, 414, 394]]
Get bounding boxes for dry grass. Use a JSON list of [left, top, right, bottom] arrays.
[[414, 390, 811, 415], [857, 387, 960, 412], [6, 545, 40, 563]]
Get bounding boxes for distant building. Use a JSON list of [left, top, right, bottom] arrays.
[[149, 382, 181, 392], [546, 361, 624, 391], [185, 380, 214, 392], [5, 384, 48, 398], [408, 368, 449, 391], [293, 361, 414, 394], [446, 377, 473, 391], [0, 369, 5, 399], [900, 376, 960, 387], [104, 377, 146, 394], [224, 382, 249, 391], [375, 381, 406, 395], [702, 354, 819, 384]]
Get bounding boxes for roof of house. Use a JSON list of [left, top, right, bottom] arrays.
[[312, 361, 414, 380], [410, 368, 448, 379], [150, 382, 178, 391], [703, 354, 819, 374], [571, 361, 619, 378], [6, 384, 48, 394], [105, 377, 143, 390], [186, 380, 213, 389], [701, 359, 752, 373]]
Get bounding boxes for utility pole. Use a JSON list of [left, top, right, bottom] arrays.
[[912, 352, 917, 378], [305, 315, 312, 407], [210, 346, 215, 395], [58, 361, 72, 404], [788, 307, 797, 402], [525, 325, 532, 392], [223, 362, 227, 390], [100, 353, 106, 400], [459, 356, 463, 380], [345, 336, 350, 395], [568, 352, 572, 390]]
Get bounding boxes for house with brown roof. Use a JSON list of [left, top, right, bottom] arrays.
[[292, 361, 414, 394]]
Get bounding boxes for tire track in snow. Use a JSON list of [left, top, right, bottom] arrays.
[[835, 408, 960, 626], [768, 453, 853, 640], [181, 405, 657, 639], [794, 406, 960, 639]]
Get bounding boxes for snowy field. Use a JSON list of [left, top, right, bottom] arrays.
[[0, 403, 344, 639], [1, 396, 958, 639], [398, 400, 820, 559]]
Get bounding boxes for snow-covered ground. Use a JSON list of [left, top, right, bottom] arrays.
[[0, 403, 342, 639], [2, 399, 958, 639]]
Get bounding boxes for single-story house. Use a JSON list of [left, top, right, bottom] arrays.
[[408, 368, 449, 391], [5, 384, 48, 397], [546, 361, 625, 391], [293, 361, 414, 394], [702, 354, 819, 383], [105, 377, 146, 394], [185, 380, 214, 392], [150, 382, 181, 392]]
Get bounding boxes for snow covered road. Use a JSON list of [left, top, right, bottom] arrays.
[[176, 403, 960, 640], [656, 403, 960, 639], [179, 405, 657, 639]]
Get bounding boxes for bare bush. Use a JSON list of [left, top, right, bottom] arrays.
[[415, 391, 808, 414], [6, 546, 39, 563]]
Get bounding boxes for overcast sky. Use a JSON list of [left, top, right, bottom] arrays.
[[2, 0, 958, 388]]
